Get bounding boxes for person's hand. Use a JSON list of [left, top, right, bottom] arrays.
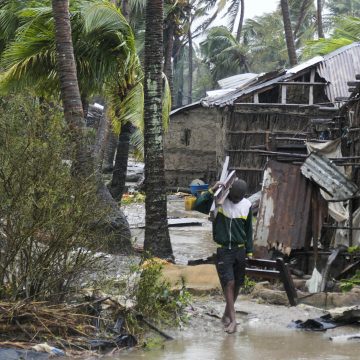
[[211, 181, 224, 192]]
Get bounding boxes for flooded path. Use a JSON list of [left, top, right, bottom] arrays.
[[110, 199, 360, 360], [102, 312, 360, 360]]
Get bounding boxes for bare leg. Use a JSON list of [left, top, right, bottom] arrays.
[[224, 280, 237, 333], [222, 283, 241, 326]]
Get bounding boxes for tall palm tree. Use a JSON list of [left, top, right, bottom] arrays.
[[280, 0, 298, 66], [2, 0, 134, 252], [51, 0, 85, 168], [317, 0, 325, 38], [143, 0, 172, 259]]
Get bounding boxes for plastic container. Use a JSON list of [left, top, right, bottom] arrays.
[[189, 184, 209, 196], [184, 196, 197, 211]]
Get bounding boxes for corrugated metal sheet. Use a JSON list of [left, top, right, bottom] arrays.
[[218, 73, 259, 89], [286, 56, 323, 74], [318, 42, 360, 102], [201, 71, 287, 108], [254, 161, 312, 256], [301, 153, 358, 200]]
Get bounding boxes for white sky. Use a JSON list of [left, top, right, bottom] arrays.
[[244, 0, 278, 20]]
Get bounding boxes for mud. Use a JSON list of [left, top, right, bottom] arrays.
[[99, 198, 360, 360], [100, 298, 360, 360]]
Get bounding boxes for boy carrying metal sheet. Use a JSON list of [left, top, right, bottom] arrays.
[[194, 179, 253, 334]]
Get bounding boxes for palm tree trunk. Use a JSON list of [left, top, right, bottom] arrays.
[[317, 0, 325, 39], [109, 121, 133, 201], [164, 21, 175, 105], [52, 0, 131, 253], [236, 0, 245, 42], [280, 0, 298, 66], [294, 0, 311, 39], [103, 122, 118, 172], [143, 0, 173, 259], [188, 28, 193, 104], [121, 0, 129, 19], [52, 0, 88, 175]]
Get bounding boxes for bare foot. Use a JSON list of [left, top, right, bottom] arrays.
[[222, 314, 230, 327], [225, 321, 237, 334]]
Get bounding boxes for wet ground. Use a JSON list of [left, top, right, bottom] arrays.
[[102, 198, 360, 360], [101, 298, 360, 360]]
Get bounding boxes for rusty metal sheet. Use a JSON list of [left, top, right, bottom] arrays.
[[301, 153, 358, 201], [254, 161, 312, 256]]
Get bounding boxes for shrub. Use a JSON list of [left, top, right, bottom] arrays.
[[0, 96, 107, 301]]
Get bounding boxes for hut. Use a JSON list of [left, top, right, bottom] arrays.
[[165, 43, 360, 193]]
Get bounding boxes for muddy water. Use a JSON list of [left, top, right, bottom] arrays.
[[103, 325, 360, 360], [129, 199, 217, 264], [115, 200, 360, 360]]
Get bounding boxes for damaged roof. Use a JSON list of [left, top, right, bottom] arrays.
[[301, 153, 359, 201], [202, 42, 360, 107]]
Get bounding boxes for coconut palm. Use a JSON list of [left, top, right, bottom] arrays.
[[304, 16, 360, 57], [280, 0, 298, 66], [143, 0, 172, 259], [0, 0, 139, 252], [51, 0, 84, 145], [327, 0, 360, 17], [200, 26, 249, 84]]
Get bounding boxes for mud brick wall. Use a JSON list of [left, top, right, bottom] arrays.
[[164, 107, 218, 188]]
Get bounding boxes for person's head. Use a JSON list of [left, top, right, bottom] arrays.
[[228, 179, 248, 204]]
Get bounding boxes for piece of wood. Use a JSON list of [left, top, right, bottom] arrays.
[[309, 69, 315, 105], [278, 81, 326, 86], [214, 170, 237, 206], [210, 156, 230, 220], [276, 258, 298, 306], [254, 93, 259, 103], [281, 85, 287, 104], [347, 81, 360, 87]]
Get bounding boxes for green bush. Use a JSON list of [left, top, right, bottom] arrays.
[[0, 96, 107, 301], [340, 270, 360, 292], [133, 258, 191, 326]]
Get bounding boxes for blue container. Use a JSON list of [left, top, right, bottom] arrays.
[[190, 184, 209, 196]]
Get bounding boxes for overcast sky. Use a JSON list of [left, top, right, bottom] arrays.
[[244, 0, 278, 19]]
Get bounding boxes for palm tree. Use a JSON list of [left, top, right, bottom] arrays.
[[1, 0, 136, 252], [304, 16, 360, 58], [317, 0, 325, 38], [280, 0, 298, 66], [51, 0, 85, 165], [327, 0, 360, 17], [143, 0, 173, 259], [201, 26, 249, 84]]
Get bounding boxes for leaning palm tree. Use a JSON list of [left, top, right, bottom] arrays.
[[51, 0, 86, 174], [304, 16, 360, 58], [200, 26, 249, 84], [143, 0, 173, 259], [0, 0, 137, 252]]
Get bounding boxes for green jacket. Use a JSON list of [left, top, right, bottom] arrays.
[[194, 190, 253, 255]]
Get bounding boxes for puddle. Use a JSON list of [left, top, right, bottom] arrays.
[[100, 326, 360, 360]]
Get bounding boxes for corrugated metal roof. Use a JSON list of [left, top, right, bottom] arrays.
[[170, 101, 201, 116], [318, 43, 360, 102], [203, 42, 360, 108], [217, 73, 259, 89], [254, 161, 312, 256], [301, 153, 358, 200]]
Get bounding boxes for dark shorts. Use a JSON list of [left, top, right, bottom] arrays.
[[215, 247, 246, 288]]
